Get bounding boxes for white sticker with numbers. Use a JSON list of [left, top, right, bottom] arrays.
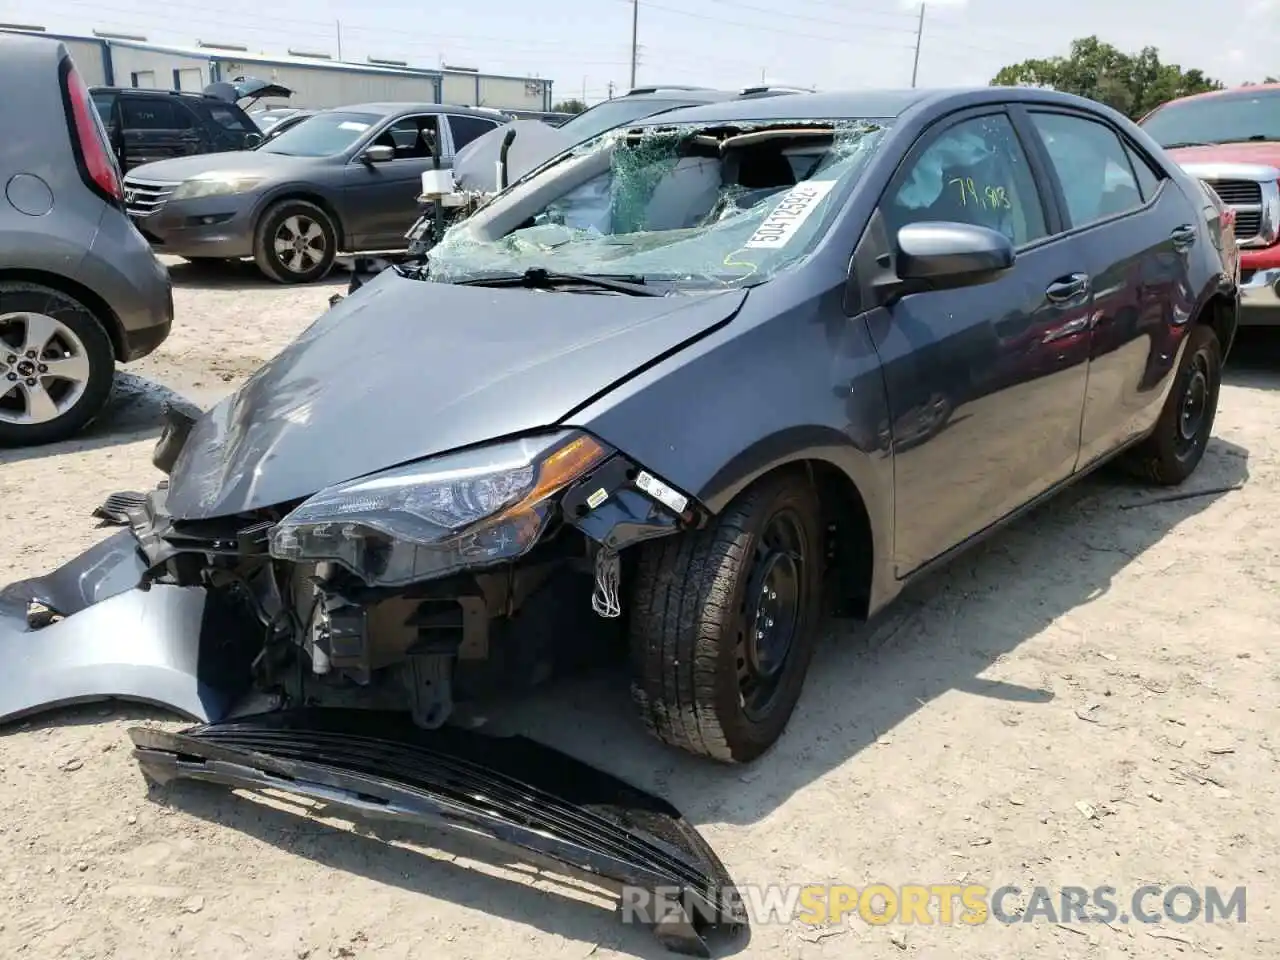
[[743, 179, 838, 249]]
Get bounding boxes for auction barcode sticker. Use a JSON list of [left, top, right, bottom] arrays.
[[743, 180, 838, 249]]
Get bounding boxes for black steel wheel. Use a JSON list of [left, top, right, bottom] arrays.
[[628, 470, 823, 763], [1122, 323, 1222, 486]]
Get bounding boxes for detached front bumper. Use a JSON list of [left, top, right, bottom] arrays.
[[131, 709, 744, 956], [0, 529, 258, 725], [1239, 267, 1280, 326]]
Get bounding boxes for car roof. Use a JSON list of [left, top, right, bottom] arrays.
[[625, 86, 1122, 126], [332, 102, 505, 118], [90, 86, 223, 101]]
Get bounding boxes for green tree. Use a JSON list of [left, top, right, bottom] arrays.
[[991, 36, 1223, 119], [551, 99, 587, 114]]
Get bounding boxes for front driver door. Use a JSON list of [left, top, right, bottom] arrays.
[[865, 107, 1094, 575], [344, 114, 445, 250]]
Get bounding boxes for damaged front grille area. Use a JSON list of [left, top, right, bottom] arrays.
[[130, 709, 745, 956]]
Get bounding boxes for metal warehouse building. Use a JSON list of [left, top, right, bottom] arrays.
[[0, 27, 555, 112]]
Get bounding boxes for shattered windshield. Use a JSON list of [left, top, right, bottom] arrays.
[[425, 118, 888, 289]]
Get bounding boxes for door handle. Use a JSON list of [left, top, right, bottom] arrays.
[[1045, 272, 1090, 303], [1171, 223, 1197, 250]]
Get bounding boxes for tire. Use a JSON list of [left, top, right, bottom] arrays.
[[1122, 323, 1222, 486], [627, 470, 824, 763], [253, 200, 337, 284], [0, 282, 115, 447]]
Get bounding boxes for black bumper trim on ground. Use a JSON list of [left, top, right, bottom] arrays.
[[128, 708, 744, 956]]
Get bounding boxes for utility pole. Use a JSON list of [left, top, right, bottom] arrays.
[[336, 20, 343, 60], [629, 0, 639, 89], [607, 80, 615, 99], [582, 75, 587, 102], [910, 3, 924, 88]]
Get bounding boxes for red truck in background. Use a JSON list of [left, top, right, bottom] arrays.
[[1140, 83, 1280, 325]]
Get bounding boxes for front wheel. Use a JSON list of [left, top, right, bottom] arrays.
[[0, 282, 115, 447], [627, 471, 823, 763], [253, 200, 337, 284], [1122, 323, 1222, 485]]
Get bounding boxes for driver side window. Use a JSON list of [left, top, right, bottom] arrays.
[[884, 112, 1048, 248], [372, 115, 439, 160]]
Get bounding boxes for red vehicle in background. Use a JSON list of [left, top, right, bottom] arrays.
[[1140, 84, 1278, 325]]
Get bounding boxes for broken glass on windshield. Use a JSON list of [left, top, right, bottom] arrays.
[[425, 118, 887, 288]]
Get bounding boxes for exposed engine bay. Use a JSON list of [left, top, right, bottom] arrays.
[[61, 408, 704, 733]]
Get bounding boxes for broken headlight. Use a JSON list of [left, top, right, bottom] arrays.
[[267, 431, 611, 587]]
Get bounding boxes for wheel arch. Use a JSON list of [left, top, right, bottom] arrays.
[[1196, 288, 1238, 359], [0, 268, 125, 361], [694, 426, 892, 621]]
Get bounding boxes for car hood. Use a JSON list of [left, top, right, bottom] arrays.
[[164, 272, 747, 519], [1165, 142, 1280, 169], [127, 150, 315, 182]]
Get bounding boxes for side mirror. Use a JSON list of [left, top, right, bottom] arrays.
[[895, 221, 1014, 286], [243, 132, 264, 149], [362, 144, 395, 164]]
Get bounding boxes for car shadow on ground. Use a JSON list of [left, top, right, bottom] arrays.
[[0, 372, 186, 466], [1225, 328, 1280, 390], [164, 257, 350, 292], [107, 438, 1250, 956]]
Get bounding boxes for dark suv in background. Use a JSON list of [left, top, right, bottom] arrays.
[[0, 34, 173, 446], [90, 77, 290, 171]]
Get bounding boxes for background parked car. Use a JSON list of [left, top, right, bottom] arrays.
[[1139, 83, 1280, 327], [122, 102, 507, 283], [250, 107, 316, 143], [90, 76, 289, 171], [1, 34, 173, 446]]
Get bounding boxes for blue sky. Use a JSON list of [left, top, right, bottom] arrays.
[[5, 0, 1276, 102]]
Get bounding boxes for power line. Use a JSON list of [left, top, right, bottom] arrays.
[[617, 0, 917, 51]]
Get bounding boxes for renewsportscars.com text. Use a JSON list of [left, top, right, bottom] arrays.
[[620, 883, 1247, 927]]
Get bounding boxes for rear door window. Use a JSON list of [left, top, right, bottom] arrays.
[[447, 114, 501, 150], [1028, 112, 1146, 227], [119, 97, 192, 131]]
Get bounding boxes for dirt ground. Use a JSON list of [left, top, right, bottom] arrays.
[[1, 256, 1278, 960]]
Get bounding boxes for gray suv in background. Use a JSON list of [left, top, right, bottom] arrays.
[[123, 103, 508, 283], [0, 34, 173, 446]]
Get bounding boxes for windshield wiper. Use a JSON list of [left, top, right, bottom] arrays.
[[1161, 140, 1212, 149], [453, 267, 665, 296]]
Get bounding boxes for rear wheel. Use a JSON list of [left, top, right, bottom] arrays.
[[253, 200, 337, 284], [0, 282, 115, 447], [1122, 323, 1222, 485], [627, 471, 823, 763]]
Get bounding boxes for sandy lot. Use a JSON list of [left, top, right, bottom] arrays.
[[1, 258, 1278, 960]]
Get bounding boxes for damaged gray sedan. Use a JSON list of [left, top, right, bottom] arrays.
[[2, 85, 1234, 771]]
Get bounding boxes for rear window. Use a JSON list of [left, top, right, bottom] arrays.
[[207, 103, 254, 133]]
